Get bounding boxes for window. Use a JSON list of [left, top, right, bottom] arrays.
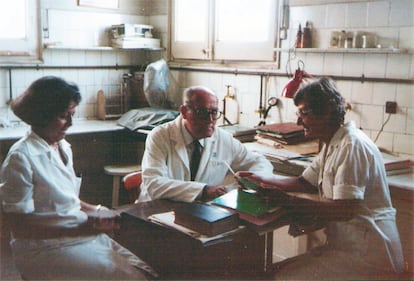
[[0, 0, 40, 63], [171, 0, 279, 62]]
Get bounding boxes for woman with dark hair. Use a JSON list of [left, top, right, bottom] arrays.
[[0, 76, 156, 280], [238, 77, 405, 280]]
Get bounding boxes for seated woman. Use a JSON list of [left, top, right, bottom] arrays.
[[238, 77, 405, 280], [0, 76, 157, 280]]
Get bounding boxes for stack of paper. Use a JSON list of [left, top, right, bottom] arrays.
[[148, 211, 244, 244], [219, 124, 257, 143], [244, 142, 313, 176], [256, 122, 306, 145], [381, 151, 414, 176]]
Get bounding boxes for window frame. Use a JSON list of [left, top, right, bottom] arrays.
[[0, 0, 42, 65], [169, 0, 281, 66]]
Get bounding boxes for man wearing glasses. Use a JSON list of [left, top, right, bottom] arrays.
[[137, 85, 273, 202]]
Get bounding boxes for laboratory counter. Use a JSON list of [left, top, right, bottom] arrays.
[[0, 119, 123, 141]]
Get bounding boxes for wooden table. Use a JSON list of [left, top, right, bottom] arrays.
[[114, 200, 291, 280]]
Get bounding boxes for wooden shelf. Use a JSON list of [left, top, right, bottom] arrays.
[[273, 47, 412, 54]]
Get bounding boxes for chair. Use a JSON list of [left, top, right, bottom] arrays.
[[122, 171, 142, 204], [104, 164, 141, 207]]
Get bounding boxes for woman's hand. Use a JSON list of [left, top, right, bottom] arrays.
[[236, 171, 275, 186], [85, 206, 121, 232], [235, 171, 290, 203]]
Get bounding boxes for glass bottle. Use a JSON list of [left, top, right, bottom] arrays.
[[295, 24, 302, 48]]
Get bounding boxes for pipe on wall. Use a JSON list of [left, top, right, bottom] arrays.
[[169, 65, 414, 84]]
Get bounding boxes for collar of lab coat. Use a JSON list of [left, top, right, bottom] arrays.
[[179, 117, 206, 148], [24, 130, 71, 157], [172, 116, 217, 175]]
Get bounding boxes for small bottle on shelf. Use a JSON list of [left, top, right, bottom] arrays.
[[301, 21, 312, 48], [295, 24, 302, 48]]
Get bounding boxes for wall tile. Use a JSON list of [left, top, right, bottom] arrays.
[[303, 53, 324, 75], [363, 54, 386, 78], [393, 133, 414, 154], [323, 53, 344, 75], [406, 108, 414, 134], [399, 27, 414, 50], [360, 104, 383, 130], [346, 3, 367, 28], [351, 81, 373, 105], [389, 0, 414, 27], [336, 80, 352, 98], [386, 54, 411, 79], [374, 131, 394, 151], [342, 54, 364, 76], [367, 1, 390, 27], [372, 82, 396, 105], [326, 4, 346, 28], [396, 84, 414, 110]]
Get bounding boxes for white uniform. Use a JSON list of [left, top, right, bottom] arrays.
[[138, 116, 273, 202], [275, 121, 405, 279], [0, 131, 156, 280]]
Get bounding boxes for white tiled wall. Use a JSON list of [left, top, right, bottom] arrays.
[[170, 0, 414, 159], [0, 0, 161, 123]]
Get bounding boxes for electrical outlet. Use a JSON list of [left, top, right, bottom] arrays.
[[385, 101, 397, 114]]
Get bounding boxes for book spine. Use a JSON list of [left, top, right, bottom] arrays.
[[174, 213, 213, 236]]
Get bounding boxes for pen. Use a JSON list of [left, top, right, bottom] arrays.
[[222, 161, 258, 192]]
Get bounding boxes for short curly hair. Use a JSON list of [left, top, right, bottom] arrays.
[[293, 77, 345, 126], [12, 76, 81, 127]]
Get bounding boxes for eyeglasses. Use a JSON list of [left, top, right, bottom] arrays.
[[296, 109, 313, 118], [187, 106, 222, 120]]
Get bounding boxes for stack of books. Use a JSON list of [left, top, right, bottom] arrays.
[[174, 202, 239, 237], [255, 122, 306, 145], [219, 124, 257, 143], [243, 142, 315, 176], [381, 151, 414, 176]]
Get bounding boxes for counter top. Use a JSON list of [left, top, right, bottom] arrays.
[[0, 119, 124, 141], [388, 172, 414, 192]]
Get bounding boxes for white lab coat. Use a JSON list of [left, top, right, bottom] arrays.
[[138, 116, 273, 202], [0, 131, 156, 280], [281, 121, 405, 279]]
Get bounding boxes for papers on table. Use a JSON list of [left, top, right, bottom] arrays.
[[148, 211, 245, 245]]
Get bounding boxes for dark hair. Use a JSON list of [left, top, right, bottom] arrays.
[[293, 77, 345, 126], [12, 76, 81, 127]]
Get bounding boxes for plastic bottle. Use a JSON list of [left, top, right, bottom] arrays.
[[295, 24, 302, 48], [301, 21, 312, 48]]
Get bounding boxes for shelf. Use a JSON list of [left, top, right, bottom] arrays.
[[44, 45, 164, 51], [273, 47, 412, 54]]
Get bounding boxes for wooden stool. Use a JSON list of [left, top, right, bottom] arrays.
[[104, 164, 141, 207]]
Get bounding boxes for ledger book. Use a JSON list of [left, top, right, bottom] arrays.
[[174, 202, 239, 237]]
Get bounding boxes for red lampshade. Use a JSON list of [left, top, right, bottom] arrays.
[[281, 68, 312, 98]]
